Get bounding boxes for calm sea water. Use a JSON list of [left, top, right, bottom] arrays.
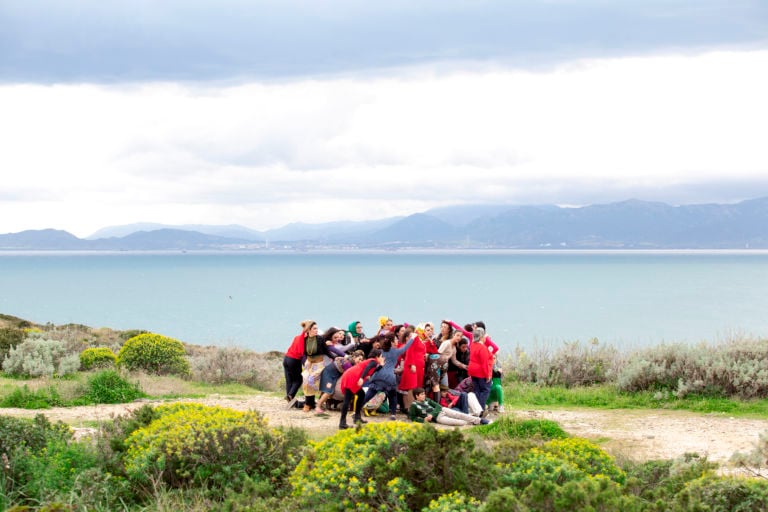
[[1, 251, 767, 353]]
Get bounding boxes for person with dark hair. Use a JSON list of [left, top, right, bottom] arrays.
[[301, 323, 344, 413], [283, 319, 314, 408], [361, 332, 415, 420], [472, 320, 500, 355], [339, 349, 384, 429], [315, 350, 364, 413], [448, 337, 470, 388], [324, 326, 356, 353], [408, 387, 489, 426]]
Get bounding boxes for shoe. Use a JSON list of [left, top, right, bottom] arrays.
[[389, 415, 397, 420], [286, 396, 298, 410], [498, 405, 505, 413], [480, 418, 491, 425], [339, 423, 351, 429], [314, 407, 326, 415], [302, 405, 312, 412], [354, 417, 368, 424]]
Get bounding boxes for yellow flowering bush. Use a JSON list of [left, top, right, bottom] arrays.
[[539, 438, 625, 484], [290, 422, 419, 511], [116, 333, 190, 376], [425, 491, 482, 512], [502, 437, 625, 490], [291, 423, 499, 511], [123, 403, 304, 491], [80, 347, 117, 370]]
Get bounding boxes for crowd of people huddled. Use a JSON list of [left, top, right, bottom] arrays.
[[283, 317, 504, 429]]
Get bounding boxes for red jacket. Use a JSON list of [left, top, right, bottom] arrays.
[[398, 336, 426, 391], [341, 358, 379, 394], [285, 332, 305, 360], [467, 341, 492, 379]]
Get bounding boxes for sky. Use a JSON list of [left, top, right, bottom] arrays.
[[1, 0, 767, 238]]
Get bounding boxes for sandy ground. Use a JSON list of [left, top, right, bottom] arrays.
[[3, 394, 768, 470]]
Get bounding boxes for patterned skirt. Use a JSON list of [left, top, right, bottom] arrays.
[[302, 356, 326, 396]]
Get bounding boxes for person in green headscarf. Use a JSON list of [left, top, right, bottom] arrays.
[[346, 320, 372, 357]]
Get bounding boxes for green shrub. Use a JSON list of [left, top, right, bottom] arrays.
[[117, 333, 190, 376], [502, 438, 624, 490], [291, 422, 498, 512], [540, 437, 625, 484], [510, 339, 620, 387], [82, 370, 145, 404], [7, 438, 101, 508], [424, 490, 482, 512], [480, 488, 529, 511], [502, 449, 585, 489], [123, 403, 305, 493], [624, 453, 717, 504], [0, 415, 71, 455], [0, 385, 66, 408], [79, 347, 116, 370], [473, 416, 568, 440], [189, 346, 283, 390], [517, 475, 643, 512], [2, 334, 80, 378], [118, 329, 148, 341], [673, 476, 768, 511], [0, 327, 24, 363], [617, 338, 768, 399]]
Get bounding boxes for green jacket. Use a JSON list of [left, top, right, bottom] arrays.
[[408, 398, 442, 423]]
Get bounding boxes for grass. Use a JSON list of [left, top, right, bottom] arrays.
[[0, 372, 260, 405], [503, 382, 768, 417]]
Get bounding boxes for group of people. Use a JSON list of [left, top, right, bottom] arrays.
[[283, 316, 504, 430]]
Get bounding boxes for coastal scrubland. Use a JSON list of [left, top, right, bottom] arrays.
[[3, 313, 768, 511]]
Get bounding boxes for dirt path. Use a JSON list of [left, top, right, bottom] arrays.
[[3, 395, 767, 468]]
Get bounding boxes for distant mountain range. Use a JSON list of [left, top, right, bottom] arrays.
[[2, 198, 768, 250]]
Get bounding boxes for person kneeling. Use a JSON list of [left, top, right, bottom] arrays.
[[408, 387, 490, 426]]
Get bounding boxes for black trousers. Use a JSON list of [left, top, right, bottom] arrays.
[[340, 388, 364, 424], [283, 355, 303, 399]]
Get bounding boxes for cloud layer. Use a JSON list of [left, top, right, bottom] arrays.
[[1, 1, 767, 236]]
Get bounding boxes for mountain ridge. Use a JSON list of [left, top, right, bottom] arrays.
[[2, 198, 768, 250]]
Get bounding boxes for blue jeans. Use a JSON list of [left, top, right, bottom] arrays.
[[471, 376, 491, 412]]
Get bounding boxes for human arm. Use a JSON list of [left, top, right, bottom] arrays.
[[484, 335, 500, 355], [447, 321, 472, 340]]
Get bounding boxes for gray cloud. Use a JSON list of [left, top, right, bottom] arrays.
[[1, 0, 766, 83]]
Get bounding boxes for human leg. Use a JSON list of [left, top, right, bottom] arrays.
[[440, 407, 481, 425], [353, 389, 367, 424], [386, 388, 398, 417], [472, 377, 492, 414], [435, 412, 469, 426], [283, 356, 303, 399], [339, 389, 354, 428]]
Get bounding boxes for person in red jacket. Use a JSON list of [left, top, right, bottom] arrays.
[[467, 327, 493, 417], [398, 323, 428, 412], [283, 320, 314, 408], [339, 349, 384, 429]]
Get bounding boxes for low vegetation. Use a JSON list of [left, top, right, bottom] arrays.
[[3, 315, 768, 509]]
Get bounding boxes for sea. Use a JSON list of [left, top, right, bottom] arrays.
[[1, 250, 767, 354]]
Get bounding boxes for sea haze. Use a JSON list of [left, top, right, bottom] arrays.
[[1, 251, 766, 352]]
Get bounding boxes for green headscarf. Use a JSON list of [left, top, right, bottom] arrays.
[[348, 321, 361, 339]]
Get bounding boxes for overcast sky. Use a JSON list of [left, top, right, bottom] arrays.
[[1, 0, 767, 237]]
